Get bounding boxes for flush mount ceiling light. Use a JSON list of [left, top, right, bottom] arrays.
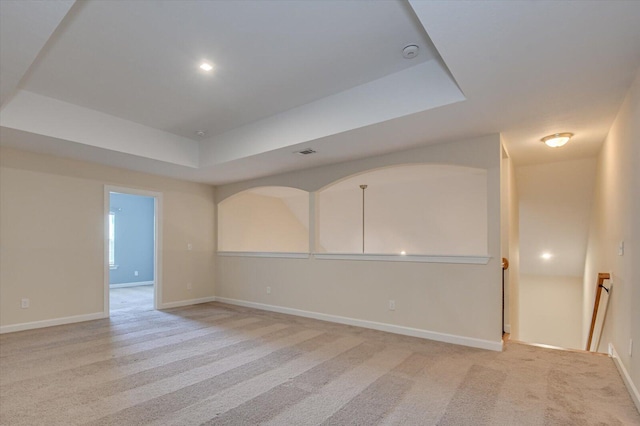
[[199, 62, 214, 72], [294, 148, 316, 155], [541, 132, 573, 148]]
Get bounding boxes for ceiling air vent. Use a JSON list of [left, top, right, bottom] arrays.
[[295, 148, 316, 155]]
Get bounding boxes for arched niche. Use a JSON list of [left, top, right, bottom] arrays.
[[316, 164, 488, 255], [218, 186, 309, 253]]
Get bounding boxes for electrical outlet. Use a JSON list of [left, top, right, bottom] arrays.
[[266, 286, 271, 294], [21, 298, 29, 309], [388, 300, 396, 311], [134, 270, 139, 276], [187, 282, 192, 290], [630, 339, 633, 357]]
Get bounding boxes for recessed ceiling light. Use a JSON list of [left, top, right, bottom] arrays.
[[400, 251, 407, 255], [541, 252, 553, 260], [541, 132, 573, 148], [295, 148, 316, 155], [199, 62, 213, 72], [195, 130, 206, 137]]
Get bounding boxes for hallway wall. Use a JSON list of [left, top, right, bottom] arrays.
[[583, 68, 640, 406]]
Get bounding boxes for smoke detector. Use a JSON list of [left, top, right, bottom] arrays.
[[295, 148, 316, 155], [402, 44, 419, 59]]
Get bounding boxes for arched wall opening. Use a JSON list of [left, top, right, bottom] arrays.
[[218, 186, 309, 253], [317, 164, 488, 255]]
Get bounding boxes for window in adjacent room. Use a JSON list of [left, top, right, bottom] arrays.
[[108, 212, 116, 268]]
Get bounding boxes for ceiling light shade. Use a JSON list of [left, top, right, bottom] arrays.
[[541, 132, 573, 148], [199, 62, 213, 72]]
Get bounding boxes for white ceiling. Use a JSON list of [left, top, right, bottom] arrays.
[[1, 0, 640, 184], [20, 0, 435, 140]]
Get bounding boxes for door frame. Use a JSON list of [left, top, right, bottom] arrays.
[[104, 185, 163, 314]]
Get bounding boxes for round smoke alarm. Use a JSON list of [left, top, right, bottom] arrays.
[[402, 44, 419, 59]]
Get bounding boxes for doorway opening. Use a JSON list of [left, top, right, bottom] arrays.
[[104, 186, 162, 314], [512, 158, 598, 351]]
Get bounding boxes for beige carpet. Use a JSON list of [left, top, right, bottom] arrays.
[[1, 302, 638, 425], [110, 284, 154, 313]]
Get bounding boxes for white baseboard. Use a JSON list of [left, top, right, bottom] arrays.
[[610, 343, 640, 413], [159, 296, 216, 309], [0, 312, 108, 334], [504, 324, 511, 333], [215, 297, 503, 352], [109, 281, 154, 288]]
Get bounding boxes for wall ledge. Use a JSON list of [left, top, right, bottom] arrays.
[[217, 251, 310, 259], [313, 253, 491, 264], [610, 343, 640, 413], [215, 296, 503, 352], [158, 296, 217, 309], [0, 311, 107, 334], [216, 252, 491, 264]]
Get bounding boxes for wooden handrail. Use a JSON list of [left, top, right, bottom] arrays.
[[501, 258, 508, 335], [586, 272, 611, 351]]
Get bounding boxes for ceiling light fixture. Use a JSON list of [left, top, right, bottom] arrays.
[[195, 130, 206, 137], [295, 148, 316, 155], [199, 62, 214, 72], [541, 252, 553, 260], [541, 132, 573, 148]]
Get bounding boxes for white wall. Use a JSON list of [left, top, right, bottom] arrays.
[[519, 274, 584, 349], [0, 147, 216, 330], [516, 158, 596, 349], [216, 135, 503, 349], [583, 68, 640, 401]]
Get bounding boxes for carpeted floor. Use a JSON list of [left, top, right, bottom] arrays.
[[1, 301, 638, 425], [109, 284, 154, 313]]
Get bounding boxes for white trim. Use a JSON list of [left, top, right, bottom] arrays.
[[217, 251, 310, 259], [159, 296, 216, 309], [610, 343, 640, 413], [504, 324, 511, 333], [103, 189, 110, 315], [109, 281, 154, 288], [313, 253, 491, 264], [0, 312, 107, 334], [215, 297, 503, 352], [105, 185, 163, 314]]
